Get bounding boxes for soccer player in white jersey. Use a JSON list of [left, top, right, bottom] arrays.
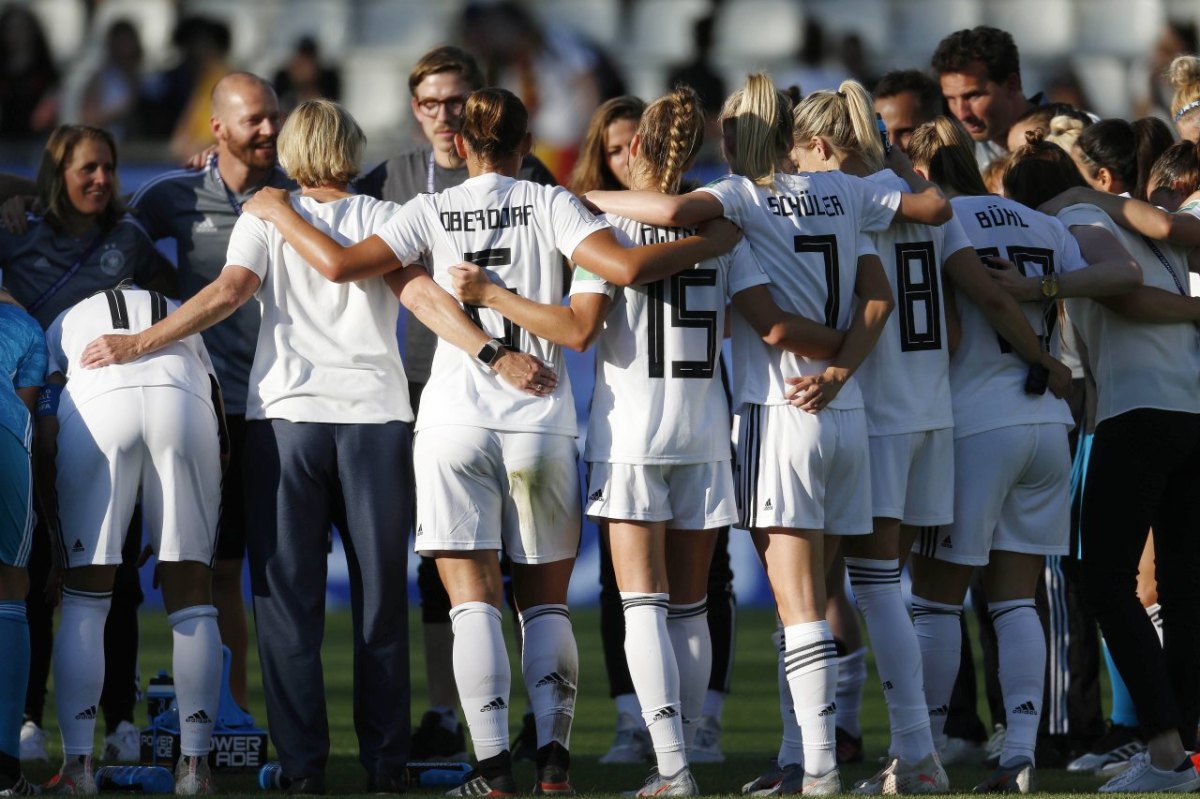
[[240, 88, 738, 797], [40, 288, 226, 796], [450, 86, 774, 796], [1013, 138, 1200, 793], [782, 83, 1078, 796], [589, 72, 956, 795], [904, 122, 1141, 793]]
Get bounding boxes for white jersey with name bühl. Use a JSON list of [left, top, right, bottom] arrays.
[[701, 171, 900, 410], [45, 289, 216, 423], [949, 195, 1082, 437], [1059, 202, 1200, 422], [570, 213, 732, 464], [226, 194, 413, 424], [376, 172, 609, 435], [856, 170, 970, 436]]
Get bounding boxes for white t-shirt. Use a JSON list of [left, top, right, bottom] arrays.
[[375, 172, 609, 435], [949, 195, 1082, 437], [226, 194, 413, 424], [1060, 202, 1200, 422], [569, 213, 732, 464], [701, 171, 900, 410], [856, 170, 967, 436], [46, 289, 216, 423]]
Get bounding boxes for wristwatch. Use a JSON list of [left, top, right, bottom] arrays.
[[1040, 273, 1060, 300], [476, 339, 504, 366]]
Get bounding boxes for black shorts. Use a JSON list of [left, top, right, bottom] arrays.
[[215, 414, 247, 560]]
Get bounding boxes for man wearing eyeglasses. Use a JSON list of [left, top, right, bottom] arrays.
[[354, 45, 555, 763]]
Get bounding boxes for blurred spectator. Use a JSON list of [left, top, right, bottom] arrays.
[[841, 33, 880, 92], [1135, 20, 1198, 121], [81, 20, 144, 141], [139, 16, 231, 153], [1043, 67, 1094, 115], [0, 4, 60, 138], [461, 0, 624, 184], [1168, 55, 1200, 143], [272, 36, 341, 116], [873, 69, 943, 154], [777, 19, 848, 95], [666, 15, 725, 157]]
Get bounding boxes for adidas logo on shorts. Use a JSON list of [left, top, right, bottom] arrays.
[[881, 680, 894, 691], [940, 535, 953, 549], [929, 704, 949, 717], [535, 672, 572, 688], [763, 499, 773, 510], [71, 539, 85, 553], [1012, 701, 1038, 716], [185, 709, 212, 724], [75, 705, 97, 720], [480, 697, 507, 713], [587, 489, 603, 502], [651, 706, 678, 722], [416, 524, 424, 537], [817, 703, 837, 717]]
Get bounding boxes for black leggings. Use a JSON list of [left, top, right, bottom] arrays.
[[1080, 408, 1200, 743]]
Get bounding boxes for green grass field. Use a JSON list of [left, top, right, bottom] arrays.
[[23, 607, 1122, 796]]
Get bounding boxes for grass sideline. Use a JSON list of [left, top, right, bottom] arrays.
[[22, 607, 1114, 796]]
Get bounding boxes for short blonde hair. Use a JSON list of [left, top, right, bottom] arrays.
[[276, 99, 365, 188]]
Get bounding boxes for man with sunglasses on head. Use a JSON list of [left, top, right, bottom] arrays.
[[354, 45, 555, 763]]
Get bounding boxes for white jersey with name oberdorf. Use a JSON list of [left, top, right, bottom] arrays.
[[227, 194, 413, 424], [949, 195, 1082, 437], [45, 289, 216, 423], [1059, 202, 1200, 422], [569, 213, 732, 464], [856, 170, 970, 436], [376, 172, 609, 435], [701, 171, 900, 410]]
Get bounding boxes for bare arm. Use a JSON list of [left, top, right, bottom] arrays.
[[1042, 188, 1200, 249], [450, 262, 611, 352], [569, 221, 740, 287], [80, 266, 260, 368], [786, 254, 895, 412], [583, 189, 725, 228], [944, 247, 1053, 364], [731, 284, 845, 359], [385, 264, 559, 395], [243, 187, 402, 282], [1096, 285, 1200, 324]]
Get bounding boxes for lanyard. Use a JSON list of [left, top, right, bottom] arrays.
[[1142, 235, 1188, 297], [426, 150, 437, 194], [209, 154, 243, 217], [27, 228, 106, 314]]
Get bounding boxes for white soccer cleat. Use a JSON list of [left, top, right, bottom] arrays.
[[19, 721, 48, 763], [43, 756, 96, 796], [101, 721, 140, 763], [688, 716, 724, 764], [599, 714, 653, 765], [626, 767, 699, 797], [174, 756, 215, 796]]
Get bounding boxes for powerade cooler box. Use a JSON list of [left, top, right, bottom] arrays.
[[140, 646, 269, 772]]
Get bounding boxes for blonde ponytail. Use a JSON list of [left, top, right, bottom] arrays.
[[718, 73, 793, 188], [791, 79, 884, 173], [907, 117, 988, 196]]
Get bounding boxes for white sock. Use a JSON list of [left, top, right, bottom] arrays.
[[450, 602, 510, 760], [519, 604, 577, 751], [846, 558, 934, 763], [622, 592, 686, 775], [784, 621, 838, 777], [835, 647, 867, 738], [1146, 602, 1164, 645], [54, 588, 111, 756], [169, 605, 221, 757], [990, 600, 1043, 766], [667, 599, 711, 748], [702, 689, 725, 721], [774, 625, 803, 768], [912, 597, 963, 748]]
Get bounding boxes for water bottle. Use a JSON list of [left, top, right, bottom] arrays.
[[258, 763, 288, 791], [95, 766, 175, 793], [146, 671, 174, 724], [405, 761, 471, 788]]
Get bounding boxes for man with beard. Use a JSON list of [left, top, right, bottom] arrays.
[[130, 71, 292, 712], [354, 46, 555, 762]]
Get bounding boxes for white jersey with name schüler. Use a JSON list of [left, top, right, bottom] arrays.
[[570, 213, 733, 465], [1059, 202, 1200, 422], [948, 195, 1082, 437], [45, 289, 216, 424], [376, 172, 609, 436], [700, 171, 900, 411], [856, 170, 969, 436]]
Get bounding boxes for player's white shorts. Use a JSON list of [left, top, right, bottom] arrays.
[[56, 386, 221, 568], [413, 425, 581, 564], [869, 428, 954, 525], [914, 423, 1071, 566], [734, 403, 872, 535], [584, 460, 737, 529]]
